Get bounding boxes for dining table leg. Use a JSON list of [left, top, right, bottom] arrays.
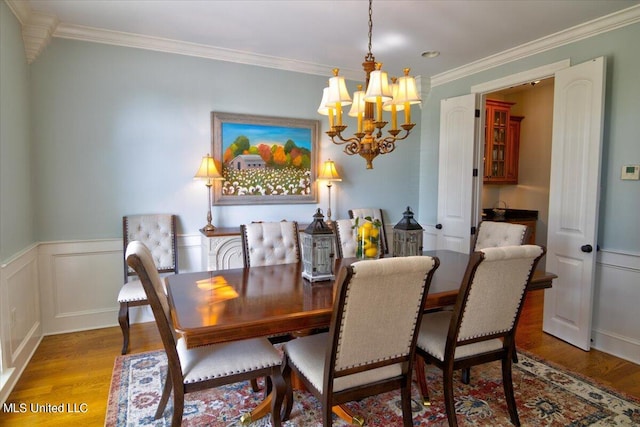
[[240, 393, 363, 426], [240, 393, 272, 424], [332, 404, 364, 426]]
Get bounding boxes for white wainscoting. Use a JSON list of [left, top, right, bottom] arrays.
[[0, 244, 42, 405], [592, 249, 640, 365], [37, 234, 203, 335]]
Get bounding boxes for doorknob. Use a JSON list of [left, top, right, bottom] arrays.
[[581, 244, 593, 253], [435, 224, 443, 230]]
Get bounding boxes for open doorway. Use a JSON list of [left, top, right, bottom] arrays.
[[481, 77, 554, 268]]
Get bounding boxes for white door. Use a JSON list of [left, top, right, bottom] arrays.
[[435, 94, 477, 252], [543, 57, 606, 350]]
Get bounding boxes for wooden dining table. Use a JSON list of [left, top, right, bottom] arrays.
[[165, 249, 556, 424], [166, 250, 556, 350]]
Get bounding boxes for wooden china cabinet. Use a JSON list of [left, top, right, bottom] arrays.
[[484, 99, 523, 185]]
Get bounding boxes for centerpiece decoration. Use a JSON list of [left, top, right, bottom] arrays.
[[354, 216, 382, 259]]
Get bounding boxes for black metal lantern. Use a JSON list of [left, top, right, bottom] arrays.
[[302, 209, 335, 282], [393, 206, 423, 257]]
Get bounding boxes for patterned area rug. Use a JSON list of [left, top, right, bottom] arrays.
[[105, 349, 640, 426]]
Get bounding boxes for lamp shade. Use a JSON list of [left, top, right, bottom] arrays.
[[317, 159, 342, 182], [394, 69, 421, 105], [327, 71, 352, 107], [383, 80, 405, 112], [194, 154, 223, 180], [317, 87, 332, 115], [363, 68, 392, 102], [348, 88, 366, 117]]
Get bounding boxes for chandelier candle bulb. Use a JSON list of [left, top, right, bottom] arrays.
[[391, 105, 398, 131]]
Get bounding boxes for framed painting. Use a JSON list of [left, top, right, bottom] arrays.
[[211, 112, 320, 205]]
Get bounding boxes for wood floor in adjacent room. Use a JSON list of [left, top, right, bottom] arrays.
[[1, 291, 638, 426]]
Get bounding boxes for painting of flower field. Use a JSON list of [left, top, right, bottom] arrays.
[[211, 113, 319, 205]]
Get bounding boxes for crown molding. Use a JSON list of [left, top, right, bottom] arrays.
[[7, 1, 639, 83], [5, 0, 58, 64], [5, 0, 30, 25], [22, 11, 58, 64], [431, 4, 640, 87], [52, 23, 363, 81]]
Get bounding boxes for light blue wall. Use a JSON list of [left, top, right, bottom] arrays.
[[29, 39, 421, 241], [418, 22, 640, 253], [0, 2, 35, 262]]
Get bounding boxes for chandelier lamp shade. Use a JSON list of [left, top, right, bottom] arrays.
[[318, 0, 421, 169], [316, 159, 342, 225], [194, 154, 224, 233]]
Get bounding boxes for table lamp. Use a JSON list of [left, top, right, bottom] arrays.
[[194, 154, 224, 233], [317, 159, 342, 226]]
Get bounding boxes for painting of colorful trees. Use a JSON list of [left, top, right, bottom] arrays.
[[212, 115, 318, 204]]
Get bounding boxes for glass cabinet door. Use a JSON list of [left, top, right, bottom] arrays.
[[484, 99, 517, 184]]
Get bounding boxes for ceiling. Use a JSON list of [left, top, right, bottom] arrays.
[[21, 0, 640, 83]]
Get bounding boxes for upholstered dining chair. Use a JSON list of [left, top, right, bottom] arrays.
[[240, 221, 301, 267], [462, 220, 530, 382], [278, 256, 440, 427], [117, 214, 178, 355], [125, 241, 285, 427], [348, 208, 389, 254], [415, 245, 545, 427], [473, 220, 531, 250], [334, 218, 357, 258], [240, 220, 301, 392]]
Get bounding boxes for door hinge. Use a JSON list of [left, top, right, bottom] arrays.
[[471, 226, 476, 235], [473, 168, 478, 177], [475, 109, 481, 118]]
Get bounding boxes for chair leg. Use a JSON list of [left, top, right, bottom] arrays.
[[400, 378, 414, 427], [270, 369, 286, 427], [322, 403, 333, 427], [414, 356, 431, 406], [250, 378, 262, 392], [118, 303, 130, 355], [155, 367, 173, 419], [281, 356, 294, 421], [443, 365, 458, 427], [461, 367, 471, 384], [502, 356, 521, 426], [171, 387, 185, 427]]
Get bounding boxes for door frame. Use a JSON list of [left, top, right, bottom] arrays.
[[469, 59, 570, 229], [468, 58, 606, 351]]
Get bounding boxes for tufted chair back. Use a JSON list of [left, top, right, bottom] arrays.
[[240, 221, 301, 268], [334, 219, 357, 258], [279, 256, 439, 426], [349, 208, 389, 254], [473, 220, 530, 251], [414, 245, 545, 425], [123, 214, 178, 282]]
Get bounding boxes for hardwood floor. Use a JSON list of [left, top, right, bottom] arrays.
[[0, 291, 638, 426]]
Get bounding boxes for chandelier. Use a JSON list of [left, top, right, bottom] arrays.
[[318, 0, 421, 169]]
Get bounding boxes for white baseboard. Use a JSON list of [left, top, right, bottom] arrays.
[[591, 328, 640, 365]]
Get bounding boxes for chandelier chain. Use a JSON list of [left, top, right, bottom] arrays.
[[366, 0, 374, 62], [320, 0, 419, 169]]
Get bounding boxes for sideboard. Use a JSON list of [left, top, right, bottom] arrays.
[[201, 223, 398, 271], [200, 224, 315, 271], [200, 227, 245, 271]]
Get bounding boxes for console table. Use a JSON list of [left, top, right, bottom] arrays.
[[200, 227, 245, 271], [200, 224, 317, 271]]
